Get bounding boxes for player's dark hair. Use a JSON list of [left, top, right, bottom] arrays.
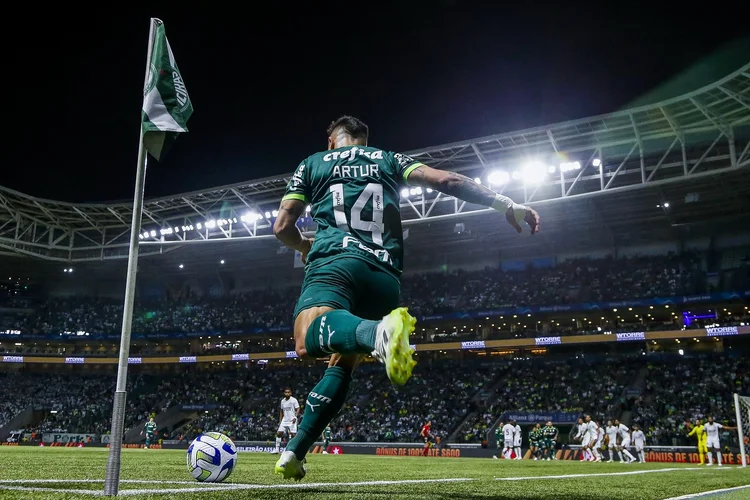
[[327, 116, 369, 141], [284, 387, 291, 392]]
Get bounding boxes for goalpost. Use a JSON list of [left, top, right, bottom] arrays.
[[734, 393, 749, 467]]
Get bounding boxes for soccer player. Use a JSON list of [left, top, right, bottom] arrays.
[[141, 417, 157, 449], [573, 417, 591, 462], [605, 420, 619, 462], [529, 424, 541, 460], [542, 421, 559, 460], [493, 420, 505, 459], [420, 421, 433, 457], [513, 420, 523, 460], [586, 416, 602, 462], [275, 388, 300, 454], [614, 419, 636, 463], [704, 416, 737, 467], [502, 420, 517, 459], [321, 425, 332, 454], [632, 424, 646, 463], [272, 116, 540, 479], [687, 419, 707, 465], [595, 420, 605, 462]]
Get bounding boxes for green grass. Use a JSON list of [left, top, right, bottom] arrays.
[[0, 447, 748, 499]]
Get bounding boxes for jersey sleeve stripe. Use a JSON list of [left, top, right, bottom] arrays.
[[282, 193, 309, 203], [402, 162, 426, 184]]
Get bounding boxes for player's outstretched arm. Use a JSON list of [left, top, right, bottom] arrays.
[[406, 164, 540, 234], [273, 199, 312, 261]]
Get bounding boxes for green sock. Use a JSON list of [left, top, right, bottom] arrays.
[[286, 366, 351, 460], [304, 310, 379, 358]]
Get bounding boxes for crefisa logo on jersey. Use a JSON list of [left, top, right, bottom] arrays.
[[616, 332, 646, 342], [535, 336, 562, 346], [706, 326, 738, 336]]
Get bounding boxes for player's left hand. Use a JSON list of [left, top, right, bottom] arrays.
[[299, 238, 314, 265], [505, 206, 541, 235], [292, 418, 297, 424]]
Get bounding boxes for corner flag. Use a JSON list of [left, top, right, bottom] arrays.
[[141, 18, 193, 160], [104, 18, 193, 496]]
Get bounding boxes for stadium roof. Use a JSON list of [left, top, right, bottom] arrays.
[[1, 62, 749, 264]]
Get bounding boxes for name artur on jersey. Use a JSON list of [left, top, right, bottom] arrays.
[[331, 164, 380, 179]]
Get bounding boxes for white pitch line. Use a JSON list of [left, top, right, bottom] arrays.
[[0, 479, 224, 485], [0, 477, 474, 496], [662, 484, 750, 500], [495, 467, 706, 480]]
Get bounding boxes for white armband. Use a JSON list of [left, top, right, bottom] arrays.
[[491, 194, 526, 214]]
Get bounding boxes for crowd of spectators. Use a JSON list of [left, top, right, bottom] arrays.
[[0, 373, 160, 436], [3, 352, 746, 449], [1, 252, 721, 336], [455, 357, 639, 443], [631, 356, 748, 446]]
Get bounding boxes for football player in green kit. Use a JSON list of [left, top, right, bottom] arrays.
[[273, 116, 541, 479], [142, 417, 157, 449], [493, 420, 505, 459], [321, 425, 332, 454], [541, 420, 559, 460]]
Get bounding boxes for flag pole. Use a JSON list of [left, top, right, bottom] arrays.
[[103, 18, 158, 497]]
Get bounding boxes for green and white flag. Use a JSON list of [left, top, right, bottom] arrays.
[[142, 18, 193, 161]]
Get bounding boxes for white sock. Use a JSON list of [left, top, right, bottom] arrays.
[[593, 448, 602, 460], [717, 451, 722, 465], [639, 451, 645, 462], [514, 447, 521, 459], [708, 452, 713, 465], [275, 437, 281, 452], [624, 449, 635, 461], [618, 451, 624, 461]]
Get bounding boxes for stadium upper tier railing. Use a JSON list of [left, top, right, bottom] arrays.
[[1, 325, 747, 364], [0, 63, 749, 261]]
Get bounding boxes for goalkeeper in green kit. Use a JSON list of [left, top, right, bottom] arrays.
[[272, 116, 541, 480], [141, 417, 157, 449]]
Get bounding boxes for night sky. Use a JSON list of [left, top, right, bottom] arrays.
[[6, 3, 749, 203]]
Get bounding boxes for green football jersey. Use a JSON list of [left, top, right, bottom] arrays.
[[145, 422, 157, 435], [494, 427, 504, 444], [543, 425, 557, 439], [323, 428, 332, 440], [282, 146, 424, 279]]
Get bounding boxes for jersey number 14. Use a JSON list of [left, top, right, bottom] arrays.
[[330, 183, 384, 245]]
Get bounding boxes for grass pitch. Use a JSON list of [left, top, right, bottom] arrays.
[[0, 447, 748, 499]]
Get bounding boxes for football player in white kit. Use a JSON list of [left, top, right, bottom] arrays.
[[631, 424, 646, 463], [586, 416, 602, 462], [513, 420, 523, 460], [614, 419, 636, 463], [594, 420, 605, 462], [704, 416, 737, 467], [275, 387, 300, 453], [502, 420, 517, 459], [574, 417, 588, 461], [605, 420, 619, 462]]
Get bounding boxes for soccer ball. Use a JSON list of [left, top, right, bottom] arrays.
[[186, 432, 237, 482]]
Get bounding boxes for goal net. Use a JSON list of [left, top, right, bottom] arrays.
[[734, 394, 749, 467]]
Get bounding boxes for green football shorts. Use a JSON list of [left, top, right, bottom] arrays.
[[293, 256, 400, 321]]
